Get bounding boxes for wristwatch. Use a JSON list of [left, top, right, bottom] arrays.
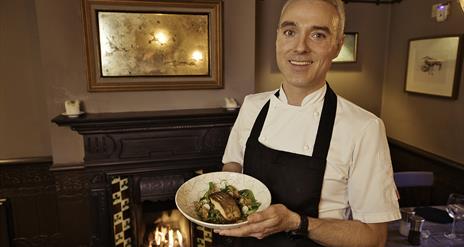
[[287, 213, 309, 239]]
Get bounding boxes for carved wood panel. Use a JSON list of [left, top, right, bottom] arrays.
[[83, 126, 231, 163]]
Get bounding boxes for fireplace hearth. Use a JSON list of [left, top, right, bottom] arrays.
[[52, 108, 238, 247]]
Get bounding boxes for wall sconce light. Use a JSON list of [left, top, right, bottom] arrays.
[[459, 0, 464, 12]]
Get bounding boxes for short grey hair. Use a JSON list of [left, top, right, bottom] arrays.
[[280, 0, 345, 40]]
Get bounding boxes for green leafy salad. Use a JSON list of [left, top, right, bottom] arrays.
[[194, 181, 261, 224]]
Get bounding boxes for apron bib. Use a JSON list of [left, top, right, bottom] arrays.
[[236, 85, 337, 247]]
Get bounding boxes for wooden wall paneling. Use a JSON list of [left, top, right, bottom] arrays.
[[0, 158, 62, 246], [389, 138, 464, 205], [11, 196, 39, 237], [52, 166, 92, 247], [88, 171, 113, 247], [0, 198, 14, 247]]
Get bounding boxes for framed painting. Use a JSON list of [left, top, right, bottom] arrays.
[[82, 0, 223, 92], [405, 35, 463, 99], [333, 32, 358, 63]]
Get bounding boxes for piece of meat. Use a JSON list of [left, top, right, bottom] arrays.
[[209, 191, 241, 222]]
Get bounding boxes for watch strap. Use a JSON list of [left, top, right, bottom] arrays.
[[287, 213, 309, 239]]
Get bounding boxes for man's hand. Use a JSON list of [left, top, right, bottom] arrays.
[[215, 202, 388, 247], [214, 204, 300, 239]]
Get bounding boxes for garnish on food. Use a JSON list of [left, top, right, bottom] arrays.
[[194, 181, 261, 224]]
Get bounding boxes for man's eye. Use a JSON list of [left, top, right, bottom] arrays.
[[311, 32, 327, 40], [283, 30, 295, 37]]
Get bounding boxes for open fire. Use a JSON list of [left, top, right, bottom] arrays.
[[145, 209, 190, 247], [150, 225, 184, 247]]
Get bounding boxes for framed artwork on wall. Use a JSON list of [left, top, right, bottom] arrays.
[[404, 35, 463, 99], [333, 32, 358, 63], [82, 0, 223, 92]]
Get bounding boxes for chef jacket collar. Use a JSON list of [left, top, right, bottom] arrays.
[[276, 83, 327, 107]]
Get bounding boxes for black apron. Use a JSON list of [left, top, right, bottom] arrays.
[[236, 84, 337, 247]]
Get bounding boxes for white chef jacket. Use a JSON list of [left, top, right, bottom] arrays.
[[222, 84, 401, 223]]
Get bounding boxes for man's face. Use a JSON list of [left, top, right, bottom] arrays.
[[276, 0, 342, 91]]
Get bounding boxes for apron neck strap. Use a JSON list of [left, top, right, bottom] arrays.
[[312, 84, 337, 158], [250, 83, 337, 160]]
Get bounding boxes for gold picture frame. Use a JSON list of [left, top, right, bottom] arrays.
[[82, 0, 223, 92], [333, 32, 358, 63]]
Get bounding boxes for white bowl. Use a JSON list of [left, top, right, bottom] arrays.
[[175, 171, 271, 230]]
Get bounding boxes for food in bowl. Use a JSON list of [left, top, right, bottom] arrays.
[[194, 181, 261, 224], [175, 171, 271, 229]]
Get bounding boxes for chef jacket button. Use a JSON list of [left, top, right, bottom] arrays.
[[304, 144, 310, 151], [261, 136, 267, 142], [313, 111, 320, 117]]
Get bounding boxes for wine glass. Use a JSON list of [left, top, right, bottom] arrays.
[[444, 193, 464, 239]]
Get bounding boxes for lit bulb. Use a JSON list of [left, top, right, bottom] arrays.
[[192, 50, 203, 62], [154, 32, 169, 45]]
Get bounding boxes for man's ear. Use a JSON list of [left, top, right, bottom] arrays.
[[333, 36, 344, 59]]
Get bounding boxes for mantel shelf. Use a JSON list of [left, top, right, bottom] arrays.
[[51, 107, 239, 134], [51, 107, 239, 165]]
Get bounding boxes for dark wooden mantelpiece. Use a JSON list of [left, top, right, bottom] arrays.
[[52, 108, 239, 166]]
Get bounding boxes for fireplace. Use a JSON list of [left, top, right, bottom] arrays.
[[52, 108, 238, 247], [140, 200, 219, 247], [143, 205, 190, 247], [135, 175, 217, 247]]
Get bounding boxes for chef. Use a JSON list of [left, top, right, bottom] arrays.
[[217, 0, 401, 246]]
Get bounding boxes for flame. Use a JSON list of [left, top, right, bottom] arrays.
[[168, 230, 174, 247], [152, 226, 184, 247], [177, 231, 183, 247]]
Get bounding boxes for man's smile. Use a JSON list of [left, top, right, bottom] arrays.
[[289, 59, 314, 66]]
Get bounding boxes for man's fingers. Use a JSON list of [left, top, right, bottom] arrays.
[[215, 226, 253, 237], [213, 204, 294, 239], [247, 212, 266, 223], [215, 222, 261, 236], [215, 217, 278, 238]]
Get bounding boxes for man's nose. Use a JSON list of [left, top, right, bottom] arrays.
[[294, 35, 309, 53]]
